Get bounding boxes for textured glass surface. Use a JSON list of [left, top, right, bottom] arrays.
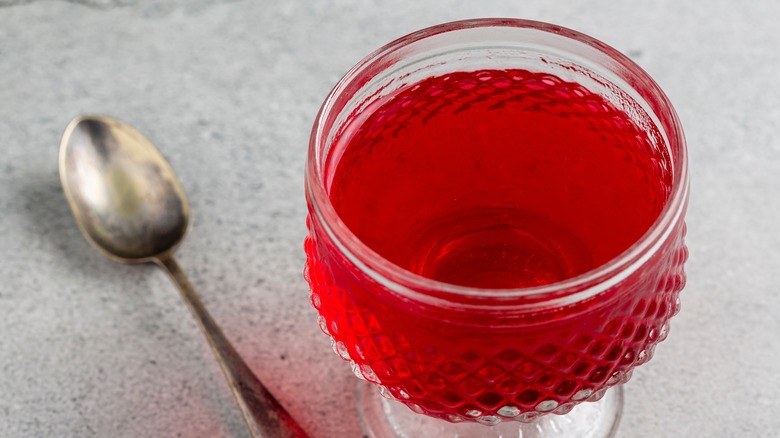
[[304, 219, 687, 423]]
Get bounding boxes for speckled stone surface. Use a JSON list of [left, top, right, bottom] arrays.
[[1, 1, 778, 437]]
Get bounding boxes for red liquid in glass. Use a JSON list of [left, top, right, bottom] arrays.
[[330, 69, 671, 289], [305, 69, 686, 421]]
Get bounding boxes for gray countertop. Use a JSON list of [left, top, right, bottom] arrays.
[[1, 1, 778, 437]]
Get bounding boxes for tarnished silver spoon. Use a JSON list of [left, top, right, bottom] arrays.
[[59, 114, 308, 438]]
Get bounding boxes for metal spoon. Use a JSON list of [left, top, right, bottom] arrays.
[[59, 114, 308, 438]]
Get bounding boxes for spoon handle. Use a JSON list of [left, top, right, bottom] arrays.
[[155, 252, 309, 438]]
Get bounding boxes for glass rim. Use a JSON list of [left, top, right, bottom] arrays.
[[306, 18, 689, 306]]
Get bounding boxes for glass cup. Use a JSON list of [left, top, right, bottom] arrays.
[[304, 19, 688, 437]]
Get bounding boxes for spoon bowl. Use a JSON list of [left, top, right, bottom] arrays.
[[60, 116, 189, 262], [59, 115, 308, 438]]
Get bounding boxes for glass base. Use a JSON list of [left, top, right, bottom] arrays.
[[357, 382, 623, 438]]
